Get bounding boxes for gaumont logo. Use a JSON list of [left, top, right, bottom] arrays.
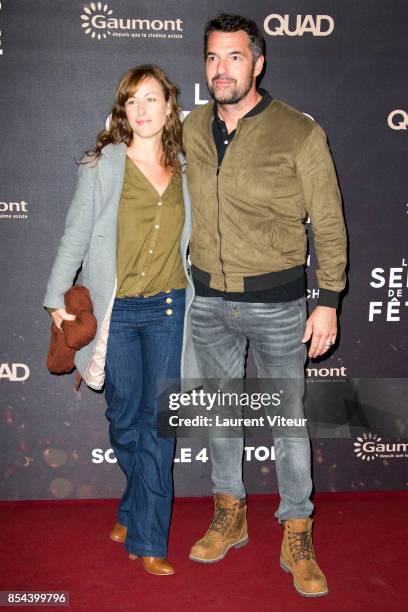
[[81, 2, 113, 39], [387, 110, 408, 131], [0, 200, 29, 220], [0, 363, 30, 382], [306, 366, 347, 378], [264, 14, 334, 37], [80, 2, 183, 40], [353, 432, 408, 462]]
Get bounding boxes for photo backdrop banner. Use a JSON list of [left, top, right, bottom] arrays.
[[1, 1, 407, 501]]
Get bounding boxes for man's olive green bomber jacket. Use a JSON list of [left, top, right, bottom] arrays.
[[183, 98, 347, 307]]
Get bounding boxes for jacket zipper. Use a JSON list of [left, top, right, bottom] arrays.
[[216, 165, 225, 290], [216, 120, 241, 292]]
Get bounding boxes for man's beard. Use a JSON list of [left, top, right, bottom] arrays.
[[207, 66, 255, 105]]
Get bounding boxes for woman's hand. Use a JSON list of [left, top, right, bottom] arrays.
[[51, 308, 76, 331]]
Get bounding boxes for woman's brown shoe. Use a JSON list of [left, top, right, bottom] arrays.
[[128, 554, 174, 575], [110, 522, 127, 543], [143, 557, 175, 576]]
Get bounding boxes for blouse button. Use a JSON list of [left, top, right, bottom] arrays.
[[154, 224, 160, 229], [166, 297, 173, 304], [165, 309, 173, 316]]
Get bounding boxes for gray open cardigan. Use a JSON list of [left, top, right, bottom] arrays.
[[43, 143, 200, 390]]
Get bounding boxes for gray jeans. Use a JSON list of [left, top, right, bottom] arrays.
[[190, 295, 313, 521]]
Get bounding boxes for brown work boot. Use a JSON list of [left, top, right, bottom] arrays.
[[189, 493, 248, 563], [280, 518, 328, 597]]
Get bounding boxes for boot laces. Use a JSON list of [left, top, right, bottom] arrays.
[[288, 527, 315, 563], [210, 506, 235, 535]]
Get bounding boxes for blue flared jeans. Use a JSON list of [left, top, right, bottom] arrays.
[[189, 295, 313, 522], [104, 289, 185, 557]]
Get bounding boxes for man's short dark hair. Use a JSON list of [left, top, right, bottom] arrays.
[[204, 13, 265, 62]]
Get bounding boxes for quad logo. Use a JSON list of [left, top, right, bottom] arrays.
[[264, 14, 334, 37], [387, 110, 408, 131], [0, 363, 30, 382]]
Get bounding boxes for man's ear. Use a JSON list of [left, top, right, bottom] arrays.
[[254, 55, 265, 78]]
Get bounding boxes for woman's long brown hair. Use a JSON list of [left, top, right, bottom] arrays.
[[84, 64, 183, 175]]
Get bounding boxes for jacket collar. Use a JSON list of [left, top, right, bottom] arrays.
[[100, 141, 127, 163], [212, 88, 273, 123], [97, 142, 127, 209]]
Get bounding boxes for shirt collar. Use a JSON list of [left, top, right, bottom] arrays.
[[213, 88, 273, 122]]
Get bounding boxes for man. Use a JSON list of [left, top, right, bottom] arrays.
[[182, 13, 347, 597]]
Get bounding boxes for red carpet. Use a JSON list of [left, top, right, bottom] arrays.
[[1, 492, 407, 611]]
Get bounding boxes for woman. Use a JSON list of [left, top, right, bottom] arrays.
[[43, 65, 197, 575]]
